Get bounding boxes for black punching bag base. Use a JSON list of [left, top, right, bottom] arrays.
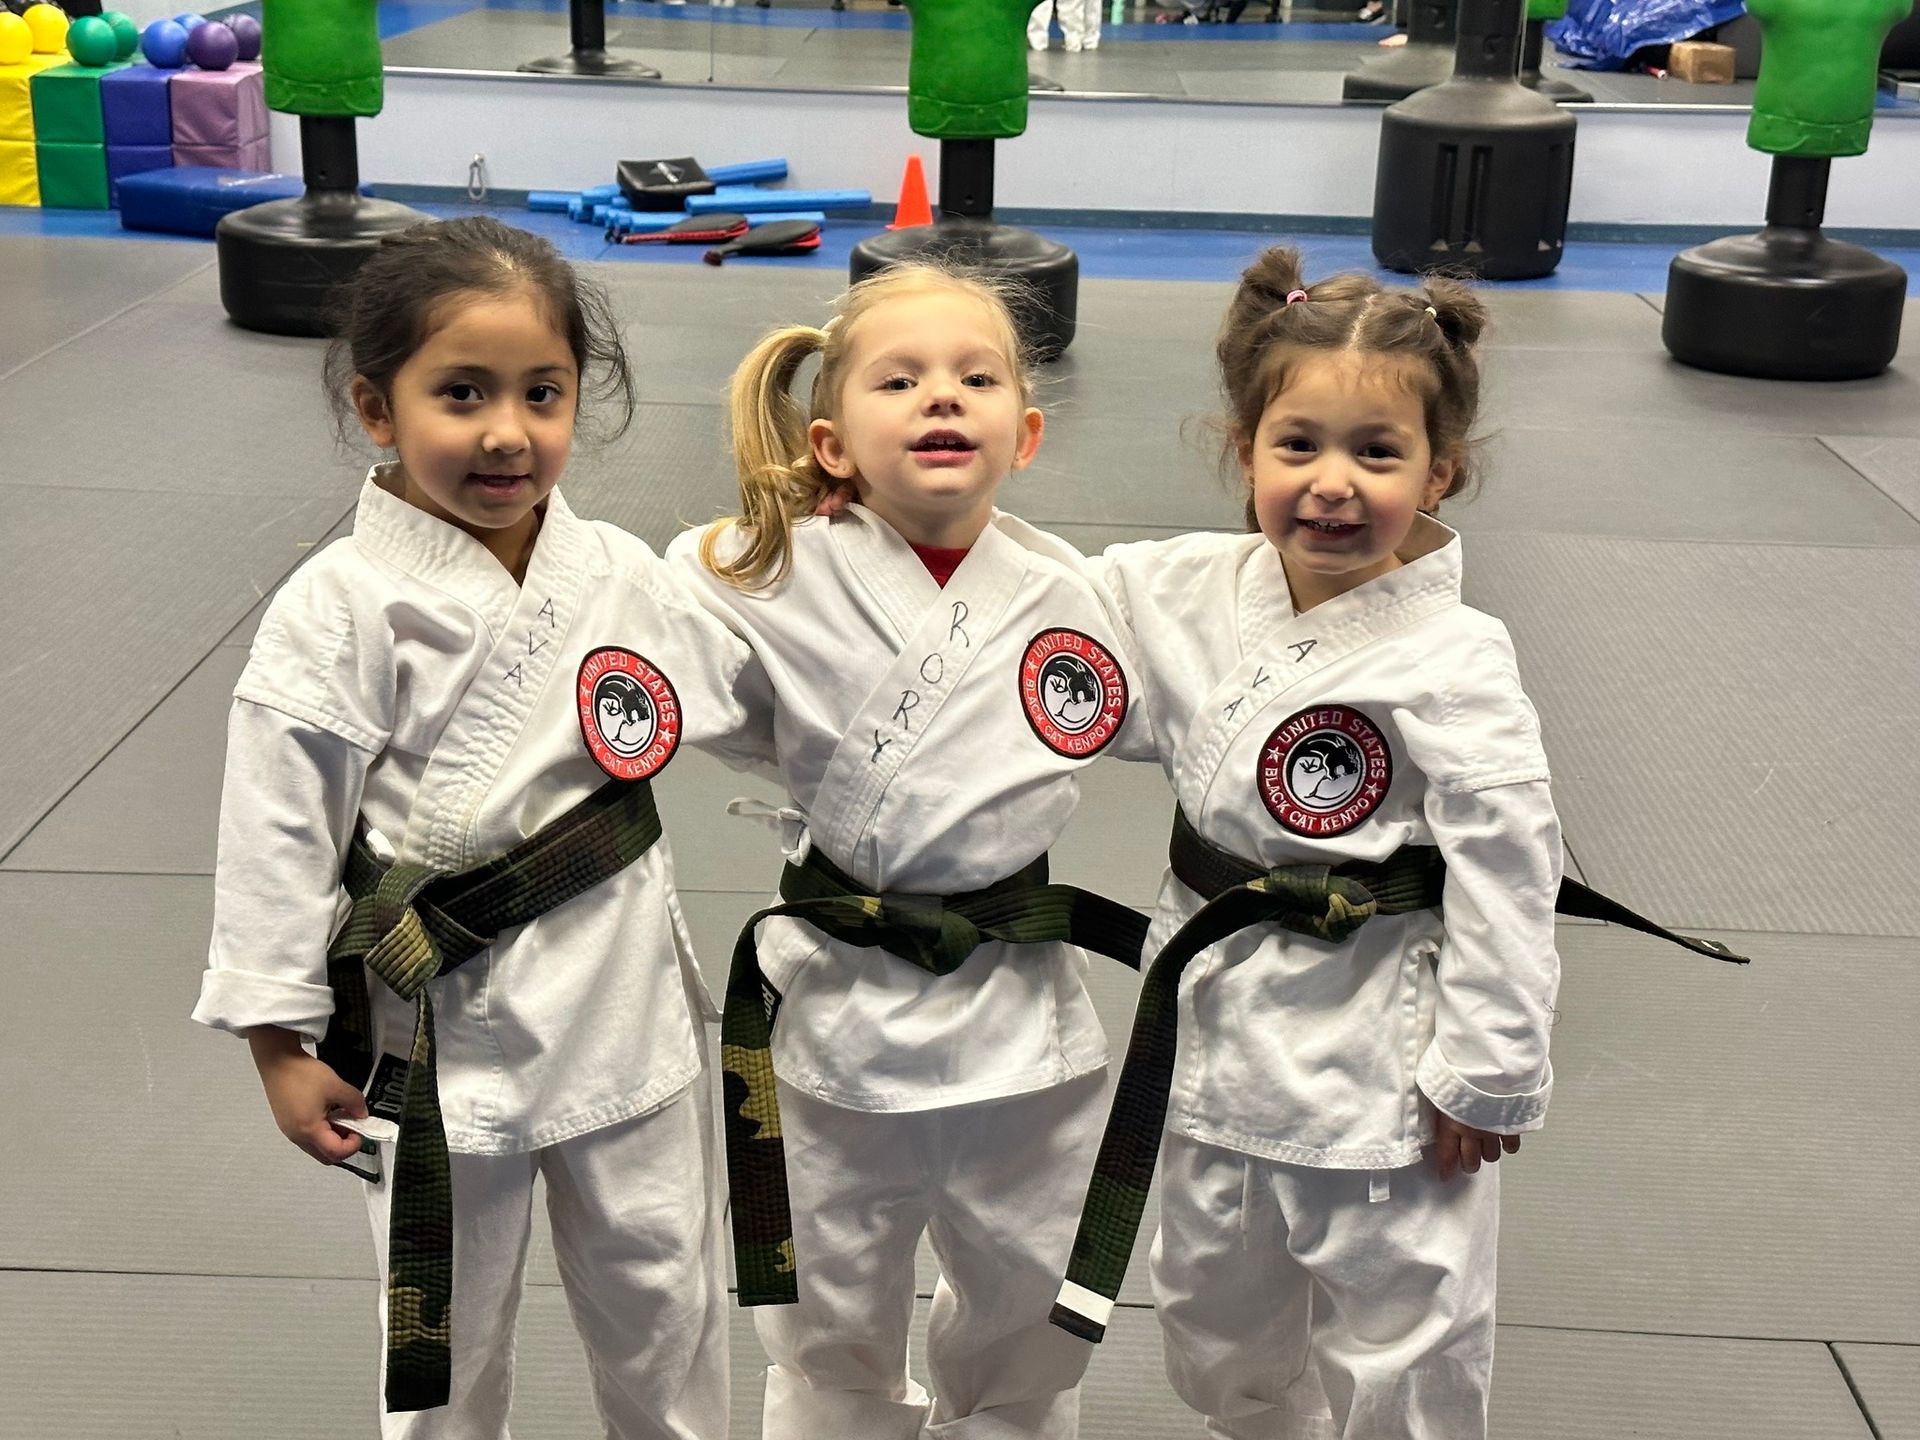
[[1343, 41, 1458, 101], [1663, 229, 1907, 381], [518, 49, 661, 78], [850, 219, 1080, 362], [1521, 71, 1592, 102], [217, 191, 433, 337]]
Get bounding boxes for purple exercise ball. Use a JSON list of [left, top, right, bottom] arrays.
[[140, 17, 189, 67], [228, 11, 259, 61], [185, 18, 236, 70]]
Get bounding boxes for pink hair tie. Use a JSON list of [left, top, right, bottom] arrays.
[[1285, 289, 1309, 305]]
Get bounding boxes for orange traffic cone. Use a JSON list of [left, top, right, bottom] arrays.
[[887, 154, 933, 230]]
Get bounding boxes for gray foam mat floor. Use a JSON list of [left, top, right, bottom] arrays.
[[4, 238, 1915, 1435], [0, 1271, 1878, 1440], [1836, 1345, 1920, 1440]]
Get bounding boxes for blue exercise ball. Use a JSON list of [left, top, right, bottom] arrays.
[[141, 17, 189, 67]]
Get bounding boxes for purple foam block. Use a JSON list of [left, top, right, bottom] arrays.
[[168, 61, 265, 148]]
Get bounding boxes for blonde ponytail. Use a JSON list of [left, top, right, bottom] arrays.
[[700, 324, 841, 589]]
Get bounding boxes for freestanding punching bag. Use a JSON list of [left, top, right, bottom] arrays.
[[1371, 0, 1574, 278], [1519, 0, 1589, 102], [1343, 0, 1460, 102], [847, 0, 1079, 360], [216, 0, 430, 336], [1662, 0, 1912, 380], [519, 0, 659, 79]]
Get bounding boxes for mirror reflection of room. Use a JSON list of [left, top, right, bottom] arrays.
[[375, 0, 1819, 109]]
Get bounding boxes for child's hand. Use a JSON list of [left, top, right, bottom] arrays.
[[1431, 1111, 1520, 1182], [247, 1025, 371, 1166]]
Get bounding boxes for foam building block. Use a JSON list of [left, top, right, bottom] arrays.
[[105, 138, 169, 202], [3, 54, 68, 144], [37, 137, 109, 206], [30, 61, 130, 144], [118, 162, 301, 234], [99, 62, 171, 145], [169, 58, 265, 167], [173, 135, 266, 170], [0, 135, 38, 203]]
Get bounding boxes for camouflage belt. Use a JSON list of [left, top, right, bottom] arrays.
[[318, 778, 663, 1412], [1049, 807, 1749, 1344], [720, 844, 1150, 1307]]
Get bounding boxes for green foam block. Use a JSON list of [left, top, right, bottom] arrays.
[[29, 61, 130, 146], [36, 139, 109, 208]]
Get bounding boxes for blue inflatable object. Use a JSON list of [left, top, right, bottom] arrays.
[[1547, 0, 1748, 71], [140, 18, 190, 68], [707, 158, 789, 185], [172, 12, 207, 30], [687, 189, 869, 214]]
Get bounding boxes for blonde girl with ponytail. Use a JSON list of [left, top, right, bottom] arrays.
[[667, 263, 1151, 1440]]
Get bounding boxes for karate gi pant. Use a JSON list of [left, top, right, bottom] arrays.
[[1150, 1131, 1500, 1440], [755, 1073, 1106, 1440], [364, 1079, 729, 1440], [1029, 0, 1102, 50]]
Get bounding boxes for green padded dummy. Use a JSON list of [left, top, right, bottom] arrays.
[[1526, 0, 1565, 20], [903, 0, 1034, 139], [1746, 0, 1912, 157], [262, 0, 383, 119]]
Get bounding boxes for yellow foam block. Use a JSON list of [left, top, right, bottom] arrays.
[[0, 135, 40, 205], [0, 54, 63, 143]]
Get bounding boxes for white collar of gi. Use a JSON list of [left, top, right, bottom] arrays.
[[352, 463, 577, 616], [832, 500, 1020, 622], [1238, 510, 1463, 648]]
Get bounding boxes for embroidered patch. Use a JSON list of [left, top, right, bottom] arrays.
[[1257, 705, 1392, 836], [1019, 629, 1128, 758], [577, 647, 682, 781]]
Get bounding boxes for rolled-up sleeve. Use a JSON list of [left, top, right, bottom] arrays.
[[191, 700, 375, 1044]]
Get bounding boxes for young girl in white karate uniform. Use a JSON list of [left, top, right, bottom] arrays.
[[667, 265, 1146, 1440], [193, 217, 768, 1440], [1055, 247, 1561, 1440]]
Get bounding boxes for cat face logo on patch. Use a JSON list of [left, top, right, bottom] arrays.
[[1257, 705, 1392, 837], [577, 648, 681, 781], [1020, 629, 1128, 758]]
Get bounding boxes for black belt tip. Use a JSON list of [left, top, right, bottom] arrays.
[[1048, 1302, 1107, 1344]]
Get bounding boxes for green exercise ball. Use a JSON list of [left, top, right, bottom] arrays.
[[67, 14, 118, 66], [102, 9, 139, 59]]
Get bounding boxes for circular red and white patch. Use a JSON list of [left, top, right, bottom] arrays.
[[577, 647, 682, 782], [1256, 705, 1392, 837], [1019, 629, 1128, 758]]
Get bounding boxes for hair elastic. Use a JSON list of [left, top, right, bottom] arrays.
[[1424, 305, 1438, 319], [1285, 290, 1309, 305]]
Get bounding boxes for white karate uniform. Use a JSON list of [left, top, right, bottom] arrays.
[[668, 505, 1147, 1440], [1091, 516, 1561, 1440], [194, 468, 773, 1440], [1030, 0, 1102, 51]]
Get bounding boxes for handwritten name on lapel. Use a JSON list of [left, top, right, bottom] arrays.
[[871, 600, 972, 764], [503, 596, 559, 690]]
